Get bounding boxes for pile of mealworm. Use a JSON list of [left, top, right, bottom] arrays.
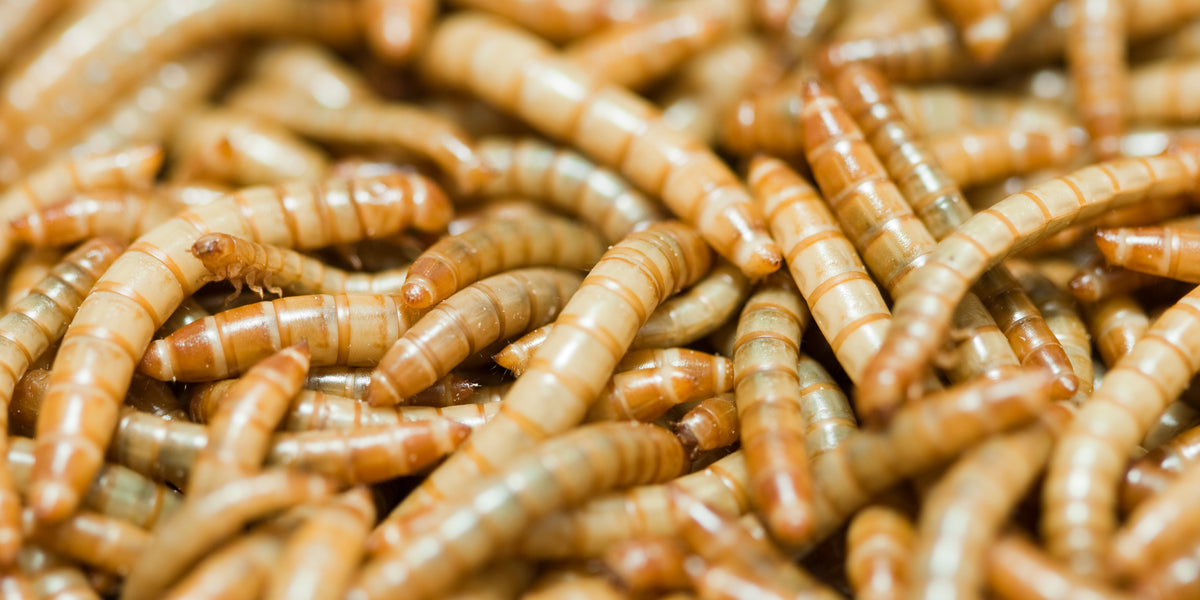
[[5, 0, 1200, 597]]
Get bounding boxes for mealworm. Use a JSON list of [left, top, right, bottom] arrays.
[[673, 393, 739, 455], [1142, 394, 1200, 452], [1133, 535, 1200, 600], [748, 155, 892, 388], [860, 151, 1200, 419], [564, 0, 748, 91], [162, 528, 282, 600], [16, 546, 95, 600], [618, 348, 734, 391], [1128, 58, 1200, 125], [422, 14, 780, 278], [731, 273, 814, 545], [243, 42, 375, 109], [492, 324, 551, 375], [11, 190, 182, 248], [834, 63, 1077, 398], [0, 573, 35, 600], [523, 570, 627, 600], [122, 470, 334, 600], [659, 36, 774, 144], [909, 403, 1073, 599], [1088, 294, 1151, 368], [795, 355, 857, 459], [324, 369, 477, 407], [1033, 192, 1194, 257], [399, 214, 603, 310], [926, 126, 1083, 188], [602, 536, 691, 594], [845, 505, 915, 600], [1110, 452, 1200, 579], [986, 535, 1133, 600], [443, 560, 536, 600], [190, 234, 412, 297], [370, 268, 583, 405], [371, 222, 711, 546], [633, 260, 751, 350], [769, 0, 842, 52], [264, 488, 373, 600], [169, 109, 330, 187], [24, 508, 148, 576], [719, 75, 806, 157], [1067, 0, 1127, 159], [361, 0, 436, 65], [1095, 226, 1200, 284], [891, 84, 1076, 138], [832, 0, 935, 43], [585, 366, 702, 422], [1044, 284, 1200, 576], [0, 0, 360, 181], [1122, 422, 1200, 513], [3, 247, 61, 310], [473, 137, 665, 244], [0, 0, 68, 69], [817, 19, 980, 84], [352, 422, 686, 600], [1069, 257, 1161, 303], [188, 343, 309, 495], [445, 0, 651, 42], [802, 78, 1019, 405], [1015, 266, 1095, 397], [934, 0, 1057, 61], [32, 173, 450, 522]]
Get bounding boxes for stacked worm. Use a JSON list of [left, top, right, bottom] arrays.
[[4, 0, 1200, 598]]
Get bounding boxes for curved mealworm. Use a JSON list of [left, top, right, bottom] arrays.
[[1034, 193, 1194, 258], [834, 63, 1077, 398], [1067, 0, 1127, 159], [860, 151, 1200, 420], [445, 0, 651, 42], [845, 505, 916, 600], [352, 422, 686, 600], [421, 14, 780, 278], [24, 508, 148, 576], [673, 393, 739, 455], [1122, 423, 1200, 513], [370, 222, 711, 547], [11, 190, 182, 248], [361, 0, 436, 65], [370, 268, 583, 405], [264, 488, 374, 600], [986, 535, 1133, 600], [1095, 226, 1200, 283], [399, 214, 603, 310], [1069, 257, 1161, 303], [584, 366, 701, 422], [631, 260, 751, 350], [3, 247, 61, 309], [926, 125, 1083, 188], [890, 84, 1076, 138], [474, 137, 665, 244], [122, 470, 334, 600], [169, 109, 330, 186], [602, 536, 691, 594], [748, 155, 892, 388], [31, 173, 450, 522], [1088, 294, 1151, 368], [934, 0, 1057, 61], [1015, 266, 1095, 397], [731, 273, 814, 544], [564, 0, 748, 91], [1044, 284, 1200, 576], [163, 528, 282, 600], [1110, 452, 1200, 579], [659, 36, 774, 143], [139, 294, 422, 382], [188, 343, 309, 495], [909, 403, 1073, 599]]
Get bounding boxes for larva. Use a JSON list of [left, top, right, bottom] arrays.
[[11, 190, 182, 249], [3, 247, 62, 309], [421, 13, 781, 278], [351, 422, 687, 600], [169, 109, 330, 187], [673, 393, 739, 455], [890, 84, 1076, 138], [1133, 535, 1200, 600], [986, 535, 1133, 600], [242, 42, 375, 108], [659, 36, 774, 144], [443, 560, 536, 600], [162, 528, 282, 600], [795, 355, 857, 459], [584, 367, 701, 422], [1066, 0, 1127, 159], [860, 151, 1200, 419], [926, 126, 1083, 188], [361, 0, 437, 65], [370, 222, 711, 547], [845, 505, 916, 600], [718, 75, 807, 158], [15, 546, 95, 600], [630, 260, 751, 350], [1015, 266, 1095, 397], [1088, 294, 1151, 368], [264, 488, 374, 600], [444, 0, 652, 42], [934, 0, 1058, 61], [1068, 257, 1160, 303], [24, 508, 148, 577], [522, 570, 629, 600], [399, 214, 603, 310], [1095, 226, 1200, 283], [1110, 453, 1200, 579], [601, 536, 691, 594], [31, 173, 450, 522], [305, 367, 478, 404], [369, 268, 583, 405]]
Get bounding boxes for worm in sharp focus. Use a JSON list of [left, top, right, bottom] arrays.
[[673, 393, 739, 455], [1095, 226, 1200, 284]]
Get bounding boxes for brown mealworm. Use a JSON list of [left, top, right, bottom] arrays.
[[845, 505, 916, 600], [445, 0, 652, 42], [934, 0, 1057, 61], [1095, 226, 1200, 283], [243, 42, 375, 109], [764, 0, 842, 52], [1015, 266, 1095, 398], [162, 528, 282, 600], [860, 151, 1200, 421], [632, 260, 751, 350], [926, 126, 1083, 188], [890, 84, 1076, 138], [399, 214, 603, 310], [10, 190, 182, 249], [443, 560, 536, 600], [370, 268, 583, 405], [585, 366, 702, 422], [1110, 454, 1200, 579], [169, 109, 330, 186], [1069, 257, 1161, 303], [986, 535, 1133, 600], [659, 36, 774, 143], [1088, 294, 1151, 368], [602, 536, 691, 594], [361, 0, 437, 65], [318, 369, 477, 407], [1133, 535, 1200, 600], [421, 13, 780, 278], [352, 422, 686, 600], [370, 222, 711, 549], [31, 173, 450, 522], [1067, 0, 1127, 159], [3, 248, 61, 310], [673, 393, 739, 455], [719, 75, 807, 157], [15, 546, 95, 600], [795, 355, 858, 459], [264, 488, 374, 600]]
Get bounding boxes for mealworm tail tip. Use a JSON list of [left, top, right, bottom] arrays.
[[365, 374, 401, 407], [400, 282, 434, 310], [1093, 229, 1121, 257], [738, 243, 783, 279], [29, 480, 79, 524]]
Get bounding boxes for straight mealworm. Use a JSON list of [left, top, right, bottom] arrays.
[[31, 173, 451, 522], [845, 505, 916, 600], [399, 214, 603, 310], [4, 247, 62, 310], [23, 508, 149, 577], [1067, 0, 1127, 159], [11, 190, 182, 248], [370, 222, 711, 548], [631, 260, 750, 350], [926, 126, 1082, 188], [795, 355, 857, 459], [1095, 226, 1200, 283], [1121, 424, 1200, 512], [891, 84, 1076, 138], [986, 535, 1133, 600], [369, 268, 583, 405], [169, 109, 330, 187], [305, 367, 478, 403], [421, 13, 780, 278], [860, 151, 1200, 420]]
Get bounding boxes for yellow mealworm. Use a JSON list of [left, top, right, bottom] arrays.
[[1067, 0, 1127, 159], [585, 366, 702, 422], [844, 505, 915, 600], [399, 214, 603, 310], [602, 536, 691, 594], [834, 63, 1078, 398], [632, 260, 751, 350], [352, 422, 686, 600], [909, 403, 1073, 599], [122, 470, 334, 600], [243, 42, 375, 109], [1122, 422, 1200, 513], [1096, 226, 1200, 283], [169, 109, 330, 187], [311, 369, 477, 406], [0, 0, 68, 69], [361, 0, 436, 65], [1128, 58, 1200, 125], [162, 528, 282, 600], [1035, 193, 1195, 258], [11, 190, 181, 249], [617, 348, 734, 391], [474, 137, 665, 244], [926, 125, 1083, 188], [422, 14, 780, 278], [445, 0, 651, 42], [795, 355, 857, 459], [264, 488, 374, 600], [891, 84, 1077, 139], [24, 508, 148, 576], [860, 151, 1200, 419], [817, 19, 979, 84], [1069, 257, 1161, 303], [371, 222, 711, 547], [370, 268, 583, 405], [187, 343, 309, 495], [1015, 266, 1095, 397], [673, 393, 739, 455], [564, 0, 748, 91], [934, 0, 1057, 61], [4, 247, 62, 311], [659, 36, 774, 144], [492, 324, 551, 375], [0, 0, 360, 182], [31, 173, 449, 522], [1110, 454, 1200, 579], [986, 535, 1133, 600], [748, 155, 892, 388], [719, 75, 807, 158], [1044, 284, 1200, 576], [1088, 294, 1151, 369], [732, 273, 815, 544]]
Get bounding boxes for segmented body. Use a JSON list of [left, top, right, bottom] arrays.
[[926, 126, 1082, 188], [306, 367, 478, 404], [659, 36, 773, 143], [169, 109, 330, 186], [585, 366, 704, 422], [1088, 294, 1151, 368], [602, 537, 690, 594], [719, 76, 807, 157], [935, 0, 1057, 61], [1095, 226, 1200, 284], [24, 508, 149, 576], [891, 84, 1076, 138], [265, 488, 374, 600], [11, 190, 180, 248], [986, 535, 1133, 600], [1067, 0, 1127, 159], [1122, 424, 1200, 512], [1015, 266, 1095, 397], [845, 505, 916, 600], [163, 529, 282, 600], [265, 421, 472, 485], [3, 247, 62, 309], [673, 394, 739, 454]]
